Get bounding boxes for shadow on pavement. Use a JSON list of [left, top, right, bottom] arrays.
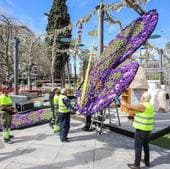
[[150, 153, 170, 168], [23, 129, 170, 169], [0, 148, 36, 161], [1, 121, 169, 169], [23, 146, 113, 169], [13, 133, 54, 143]]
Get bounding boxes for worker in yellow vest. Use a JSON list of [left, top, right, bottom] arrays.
[[49, 88, 57, 120], [0, 86, 16, 144], [52, 88, 60, 133], [58, 88, 75, 142], [49, 87, 59, 128], [122, 91, 154, 169]]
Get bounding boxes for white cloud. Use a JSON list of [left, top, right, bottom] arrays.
[[5, 0, 14, 6]]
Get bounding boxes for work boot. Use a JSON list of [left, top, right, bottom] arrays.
[[145, 162, 150, 167], [127, 163, 140, 169], [141, 159, 150, 167], [4, 139, 14, 144], [81, 126, 95, 132], [81, 126, 89, 131], [9, 135, 14, 138], [61, 139, 70, 143]]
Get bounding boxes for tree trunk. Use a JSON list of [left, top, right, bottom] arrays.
[[27, 71, 31, 90], [27, 40, 33, 91], [51, 55, 56, 88], [27, 65, 32, 90], [51, 30, 57, 88], [61, 62, 65, 88]]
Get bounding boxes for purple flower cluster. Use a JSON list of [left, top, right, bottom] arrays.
[[77, 62, 139, 115], [76, 9, 158, 115], [90, 10, 158, 81], [0, 109, 52, 130]]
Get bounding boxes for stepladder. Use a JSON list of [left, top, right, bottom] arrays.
[[90, 98, 121, 134]]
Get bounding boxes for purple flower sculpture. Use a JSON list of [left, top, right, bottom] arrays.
[[77, 9, 158, 115]]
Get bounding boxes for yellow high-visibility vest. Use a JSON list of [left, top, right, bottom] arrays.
[[58, 95, 70, 113], [133, 102, 154, 131], [53, 94, 59, 110], [0, 94, 12, 106]]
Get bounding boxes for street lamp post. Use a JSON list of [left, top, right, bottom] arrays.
[[96, 3, 104, 57], [73, 52, 77, 85], [13, 37, 20, 95], [149, 34, 163, 84], [159, 49, 164, 85], [97, 1, 105, 122]]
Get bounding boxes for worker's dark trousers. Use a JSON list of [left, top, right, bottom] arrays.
[[85, 115, 91, 129], [135, 129, 151, 167], [59, 113, 70, 141]]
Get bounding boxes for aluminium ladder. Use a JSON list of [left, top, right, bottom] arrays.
[[90, 99, 121, 134]]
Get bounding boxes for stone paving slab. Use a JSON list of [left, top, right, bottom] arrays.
[[0, 120, 170, 169]]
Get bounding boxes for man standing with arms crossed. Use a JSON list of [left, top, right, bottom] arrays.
[[122, 91, 154, 169], [58, 88, 75, 142]]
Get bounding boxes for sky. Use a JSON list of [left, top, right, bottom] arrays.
[[1, 0, 170, 50]]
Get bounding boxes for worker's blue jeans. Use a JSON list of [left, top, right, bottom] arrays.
[[58, 113, 70, 141], [135, 129, 151, 167]]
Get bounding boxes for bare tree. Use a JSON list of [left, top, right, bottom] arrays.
[[0, 14, 34, 88], [0, 14, 51, 90], [20, 34, 52, 90]]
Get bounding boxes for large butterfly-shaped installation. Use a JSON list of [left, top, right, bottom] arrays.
[[77, 10, 158, 115]]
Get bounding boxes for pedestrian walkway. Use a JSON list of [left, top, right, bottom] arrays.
[[0, 120, 169, 169]]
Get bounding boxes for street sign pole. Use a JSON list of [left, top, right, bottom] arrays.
[[13, 37, 20, 95], [97, 3, 104, 57], [160, 49, 164, 85]]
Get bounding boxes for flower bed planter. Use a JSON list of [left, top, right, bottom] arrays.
[[0, 109, 52, 131]]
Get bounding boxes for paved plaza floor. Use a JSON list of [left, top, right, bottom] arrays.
[[0, 120, 170, 169]]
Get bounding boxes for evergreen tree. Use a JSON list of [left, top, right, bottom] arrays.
[[46, 0, 71, 87]]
